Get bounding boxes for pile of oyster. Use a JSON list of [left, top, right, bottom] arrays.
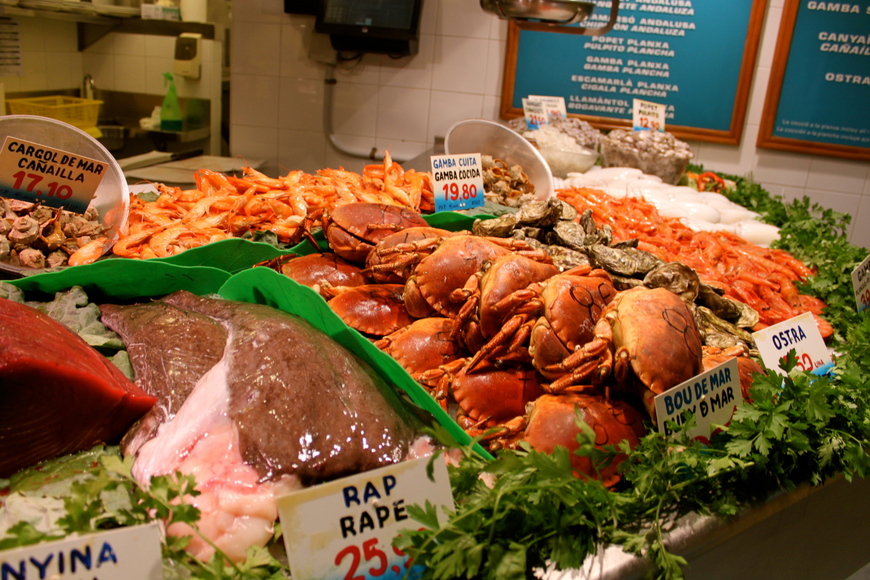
[[473, 197, 759, 354], [0, 197, 106, 270]]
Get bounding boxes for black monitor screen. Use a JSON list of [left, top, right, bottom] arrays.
[[321, 0, 417, 31]]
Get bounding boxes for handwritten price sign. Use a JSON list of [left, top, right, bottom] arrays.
[[0, 137, 106, 214], [632, 99, 666, 132], [753, 311, 832, 376], [529, 95, 567, 123], [852, 253, 870, 313], [431, 153, 484, 213], [278, 457, 454, 580]]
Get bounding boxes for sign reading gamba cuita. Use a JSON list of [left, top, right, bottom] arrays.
[[758, 0, 870, 161], [502, 0, 767, 144]]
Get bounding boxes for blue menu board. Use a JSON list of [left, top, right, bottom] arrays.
[[503, 0, 767, 144], [758, 0, 870, 160]]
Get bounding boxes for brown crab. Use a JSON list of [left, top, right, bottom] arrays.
[[547, 287, 703, 419], [319, 202, 428, 263]]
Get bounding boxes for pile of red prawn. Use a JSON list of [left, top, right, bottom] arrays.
[[557, 187, 833, 338], [75, 154, 433, 262]]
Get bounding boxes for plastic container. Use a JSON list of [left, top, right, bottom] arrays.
[[444, 118, 554, 200], [0, 115, 130, 277], [538, 145, 599, 178], [6, 96, 103, 130], [160, 72, 183, 132]]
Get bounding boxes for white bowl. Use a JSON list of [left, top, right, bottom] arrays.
[[0, 115, 130, 276], [444, 118, 554, 201]]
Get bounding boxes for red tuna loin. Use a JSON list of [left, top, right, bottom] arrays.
[[0, 297, 157, 477]]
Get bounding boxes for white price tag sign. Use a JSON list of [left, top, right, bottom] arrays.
[[654, 358, 743, 441], [0, 522, 163, 580], [430, 153, 484, 213], [632, 99, 666, 132], [279, 456, 455, 580], [851, 253, 870, 312], [521, 98, 548, 129], [0, 136, 106, 214], [753, 311, 832, 376], [529, 95, 567, 122]]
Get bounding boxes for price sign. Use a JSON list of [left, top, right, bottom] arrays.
[[529, 95, 567, 123], [278, 456, 455, 580], [852, 253, 870, 313], [430, 153, 484, 213], [0, 136, 106, 214], [521, 98, 548, 129], [654, 358, 743, 441], [753, 311, 832, 376], [0, 522, 163, 580], [632, 99, 666, 132]]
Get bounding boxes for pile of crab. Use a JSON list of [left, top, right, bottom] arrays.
[[260, 199, 764, 487]]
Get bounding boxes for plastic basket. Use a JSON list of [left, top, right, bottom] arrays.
[[6, 96, 103, 129]]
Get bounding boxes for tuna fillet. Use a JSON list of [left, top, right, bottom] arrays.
[[0, 297, 156, 478]]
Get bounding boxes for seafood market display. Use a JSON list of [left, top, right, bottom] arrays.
[[480, 155, 538, 207], [508, 116, 603, 151], [556, 167, 780, 246], [0, 198, 109, 270], [556, 186, 831, 337], [98, 153, 432, 262], [99, 291, 425, 561], [0, 297, 156, 478]]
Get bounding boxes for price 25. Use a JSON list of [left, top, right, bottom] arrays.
[[442, 182, 478, 201], [335, 537, 414, 580], [12, 171, 74, 200]]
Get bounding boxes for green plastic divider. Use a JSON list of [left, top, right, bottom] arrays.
[[8, 260, 230, 301]]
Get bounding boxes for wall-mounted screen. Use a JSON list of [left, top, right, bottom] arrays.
[[315, 0, 423, 56]]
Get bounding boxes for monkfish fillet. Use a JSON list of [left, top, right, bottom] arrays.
[[123, 291, 421, 561], [0, 298, 156, 478], [99, 301, 228, 456]]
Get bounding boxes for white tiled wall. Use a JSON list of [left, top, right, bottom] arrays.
[[230, 0, 869, 251], [1, 16, 223, 153]]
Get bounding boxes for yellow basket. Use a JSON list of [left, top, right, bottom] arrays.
[[6, 96, 103, 130]]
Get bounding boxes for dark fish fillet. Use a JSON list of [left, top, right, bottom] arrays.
[[160, 290, 419, 484], [0, 297, 156, 478], [99, 301, 228, 456]]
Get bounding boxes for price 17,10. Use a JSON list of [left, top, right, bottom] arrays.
[[442, 182, 478, 201], [12, 171, 73, 200]]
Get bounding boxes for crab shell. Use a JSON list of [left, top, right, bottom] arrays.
[[530, 271, 616, 380], [602, 287, 703, 413], [324, 202, 428, 263], [375, 317, 468, 381], [365, 226, 455, 284], [404, 236, 513, 318], [523, 393, 646, 487], [326, 284, 414, 337], [279, 252, 367, 290], [453, 365, 545, 429]]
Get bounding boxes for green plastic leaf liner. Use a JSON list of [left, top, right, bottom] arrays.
[[8, 260, 230, 301]]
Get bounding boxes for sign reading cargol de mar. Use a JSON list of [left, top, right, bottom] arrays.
[[0, 136, 106, 214]]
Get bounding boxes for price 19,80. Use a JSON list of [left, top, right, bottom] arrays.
[[442, 182, 478, 202], [12, 170, 74, 200]]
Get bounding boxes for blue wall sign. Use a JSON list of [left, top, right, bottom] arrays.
[[758, 0, 870, 160], [502, 0, 767, 144]]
